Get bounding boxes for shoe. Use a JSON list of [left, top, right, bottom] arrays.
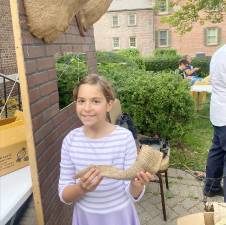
[[203, 187, 224, 197]]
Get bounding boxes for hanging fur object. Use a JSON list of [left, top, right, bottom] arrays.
[[74, 145, 170, 180], [24, 0, 89, 43], [76, 0, 112, 36]]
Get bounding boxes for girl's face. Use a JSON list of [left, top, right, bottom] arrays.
[[76, 84, 112, 128]]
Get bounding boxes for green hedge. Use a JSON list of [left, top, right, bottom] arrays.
[[191, 56, 211, 78], [56, 54, 87, 108], [153, 48, 178, 57], [98, 63, 194, 141], [144, 56, 181, 72]]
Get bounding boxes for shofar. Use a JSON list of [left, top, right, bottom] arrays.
[[75, 145, 169, 180], [24, 0, 89, 43]]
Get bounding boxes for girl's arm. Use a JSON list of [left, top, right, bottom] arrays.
[[62, 168, 102, 203], [129, 171, 153, 199]]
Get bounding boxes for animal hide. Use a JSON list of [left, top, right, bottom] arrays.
[[76, 0, 112, 36], [24, 0, 89, 43]]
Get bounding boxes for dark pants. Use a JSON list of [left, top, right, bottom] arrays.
[[204, 125, 226, 202]]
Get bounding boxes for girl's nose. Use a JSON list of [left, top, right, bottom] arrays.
[[84, 102, 92, 111]]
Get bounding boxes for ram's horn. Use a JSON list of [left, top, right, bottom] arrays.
[[24, 0, 89, 43], [75, 145, 169, 180], [76, 0, 112, 36]]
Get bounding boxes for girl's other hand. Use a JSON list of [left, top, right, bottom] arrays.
[[79, 168, 103, 193], [131, 171, 154, 188]]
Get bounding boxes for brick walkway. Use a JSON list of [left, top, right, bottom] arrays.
[[18, 168, 224, 225]]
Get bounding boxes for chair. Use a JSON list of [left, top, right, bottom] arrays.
[[108, 99, 170, 221]]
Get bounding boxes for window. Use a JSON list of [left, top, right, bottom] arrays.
[[112, 37, 120, 49], [158, 0, 168, 13], [128, 14, 136, 26], [159, 30, 169, 47], [112, 15, 119, 27], [129, 37, 136, 48], [206, 28, 218, 45]]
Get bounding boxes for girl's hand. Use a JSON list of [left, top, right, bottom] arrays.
[[131, 171, 154, 188], [79, 168, 103, 193]]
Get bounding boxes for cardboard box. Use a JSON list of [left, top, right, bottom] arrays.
[[0, 111, 29, 176], [177, 212, 214, 225]]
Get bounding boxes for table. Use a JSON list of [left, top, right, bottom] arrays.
[[191, 85, 212, 111], [0, 166, 32, 225]]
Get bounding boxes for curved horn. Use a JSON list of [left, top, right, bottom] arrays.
[[75, 145, 168, 180]]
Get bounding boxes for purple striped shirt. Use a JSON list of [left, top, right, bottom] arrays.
[[58, 125, 144, 214]]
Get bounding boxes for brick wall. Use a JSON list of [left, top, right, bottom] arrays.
[[17, 0, 97, 224], [0, 0, 17, 75], [155, 14, 226, 57], [94, 9, 155, 56]]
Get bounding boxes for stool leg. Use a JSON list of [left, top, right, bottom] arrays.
[[157, 173, 167, 221], [165, 170, 169, 190]]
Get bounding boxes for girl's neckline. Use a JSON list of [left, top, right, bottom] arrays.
[[81, 125, 118, 140]]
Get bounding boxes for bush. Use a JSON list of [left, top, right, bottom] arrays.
[[144, 56, 180, 72], [96, 51, 138, 68], [191, 56, 211, 78], [56, 54, 87, 108], [99, 63, 194, 141], [153, 48, 178, 57], [117, 48, 145, 70]]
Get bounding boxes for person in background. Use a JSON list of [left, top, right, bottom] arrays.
[[178, 59, 202, 84], [204, 44, 226, 201], [58, 74, 153, 225]]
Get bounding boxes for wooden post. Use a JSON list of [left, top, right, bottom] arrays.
[[10, 1, 44, 224]]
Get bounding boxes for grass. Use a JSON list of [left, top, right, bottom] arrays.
[[170, 94, 213, 171]]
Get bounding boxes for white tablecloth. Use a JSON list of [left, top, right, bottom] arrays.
[[0, 166, 32, 225], [191, 85, 212, 93]]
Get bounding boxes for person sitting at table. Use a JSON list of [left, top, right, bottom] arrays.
[[178, 59, 202, 84]]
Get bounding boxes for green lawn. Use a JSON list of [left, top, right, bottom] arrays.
[[170, 94, 213, 171]]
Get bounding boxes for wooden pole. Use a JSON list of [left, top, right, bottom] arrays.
[[10, 1, 44, 224]]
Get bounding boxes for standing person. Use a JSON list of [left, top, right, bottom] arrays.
[[58, 74, 153, 225], [204, 45, 226, 201]]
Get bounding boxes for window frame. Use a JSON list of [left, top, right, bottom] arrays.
[[158, 30, 169, 47], [129, 36, 137, 48], [112, 37, 120, 49], [158, 0, 169, 14], [112, 15, 119, 27], [128, 14, 137, 26], [206, 27, 219, 46]]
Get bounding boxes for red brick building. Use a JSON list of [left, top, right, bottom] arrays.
[[94, 0, 226, 56]]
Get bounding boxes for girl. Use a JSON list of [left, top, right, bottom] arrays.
[[58, 74, 152, 225]]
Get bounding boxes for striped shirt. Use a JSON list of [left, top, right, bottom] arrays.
[[58, 125, 144, 214]]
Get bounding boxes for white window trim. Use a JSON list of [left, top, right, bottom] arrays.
[[158, 30, 169, 47], [129, 36, 137, 48], [112, 37, 120, 50], [112, 15, 119, 27], [128, 14, 137, 26], [158, 0, 169, 15], [206, 27, 218, 46]]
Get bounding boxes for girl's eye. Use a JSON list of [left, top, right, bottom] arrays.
[[93, 100, 100, 104], [77, 99, 85, 104]]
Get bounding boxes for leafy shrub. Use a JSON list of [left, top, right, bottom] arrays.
[[191, 56, 211, 78], [99, 63, 194, 141], [56, 54, 87, 108], [117, 48, 145, 70], [96, 51, 137, 68], [153, 48, 178, 57], [144, 56, 180, 72]]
